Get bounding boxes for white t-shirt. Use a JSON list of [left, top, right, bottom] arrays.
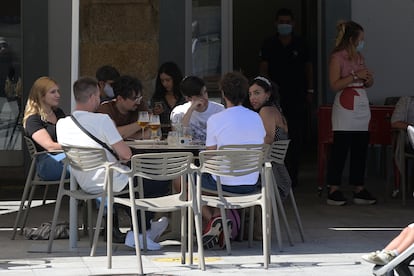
[[206, 105, 266, 186], [170, 101, 224, 142], [56, 110, 129, 194]]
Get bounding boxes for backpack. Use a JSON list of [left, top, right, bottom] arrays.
[[227, 209, 241, 240]]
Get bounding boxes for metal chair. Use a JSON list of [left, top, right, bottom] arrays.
[[47, 145, 116, 254], [196, 149, 272, 268], [11, 136, 70, 240], [267, 140, 305, 243], [95, 152, 205, 273]]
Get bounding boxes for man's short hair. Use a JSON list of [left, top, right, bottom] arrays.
[[112, 75, 142, 99], [95, 65, 120, 82], [275, 8, 294, 20], [220, 72, 248, 106], [180, 76, 205, 97], [73, 76, 99, 103]]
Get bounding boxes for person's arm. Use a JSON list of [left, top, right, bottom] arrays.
[[116, 123, 143, 139], [181, 100, 202, 127], [259, 107, 277, 145], [329, 55, 355, 92], [31, 128, 62, 151], [206, 145, 217, 150], [111, 140, 132, 160]]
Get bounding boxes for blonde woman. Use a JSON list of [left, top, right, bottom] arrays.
[[23, 76, 67, 180], [326, 21, 375, 206]]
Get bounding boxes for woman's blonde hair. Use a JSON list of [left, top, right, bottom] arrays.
[[333, 20, 364, 59], [23, 76, 58, 128]]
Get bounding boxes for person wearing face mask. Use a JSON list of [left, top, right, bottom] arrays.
[[259, 8, 313, 189], [96, 65, 120, 102], [326, 21, 375, 206]]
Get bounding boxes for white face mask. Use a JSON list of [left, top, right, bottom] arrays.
[[103, 83, 114, 98]]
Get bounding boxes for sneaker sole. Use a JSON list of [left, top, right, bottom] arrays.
[[203, 218, 223, 248], [327, 199, 347, 206], [353, 198, 376, 205]]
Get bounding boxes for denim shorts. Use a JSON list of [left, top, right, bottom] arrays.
[[201, 173, 257, 194]]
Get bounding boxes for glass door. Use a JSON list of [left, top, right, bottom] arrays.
[[186, 0, 232, 99], [0, 1, 23, 166]]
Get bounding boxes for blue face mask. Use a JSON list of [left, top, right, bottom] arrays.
[[356, 40, 365, 52], [277, 24, 293, 35]]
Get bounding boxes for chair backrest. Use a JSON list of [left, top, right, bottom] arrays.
[[130, 152, 194, 181], [219, 143, 269, 153], [267, 140, 290, 165], [23, 136, 38, 159], [61, 145, 110, 171], [198, 149, 264, 178]]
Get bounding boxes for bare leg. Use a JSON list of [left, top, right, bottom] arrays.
[[385, 226, 414, 254]]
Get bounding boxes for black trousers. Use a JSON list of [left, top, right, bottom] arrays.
[[326, 131, 370, 187]]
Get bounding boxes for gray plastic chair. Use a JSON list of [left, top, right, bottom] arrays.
[[11, 136, 70, 240], [196, 149, 272, 268], [107, 152, 205, 272]]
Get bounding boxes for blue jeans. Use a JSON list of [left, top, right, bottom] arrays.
[[201, 173, 258, 194], [36, 152, 69, 181]]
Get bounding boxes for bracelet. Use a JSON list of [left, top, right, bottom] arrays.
[[307, 89, 314, 93]]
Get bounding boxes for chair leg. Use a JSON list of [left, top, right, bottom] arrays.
[[238, 208, 246, 241], [90, 197, 106, 257], [248, 206, 254, 247], [272, 173, 293, 246], [262, 201, 269, 269], [187, 207, 193, 265], [129, 204, 143, 275], [268, 177, 283, 251], [19, 184, 38, 235], [11, 180, 33, 239], [181, 207, 187, 265], [87, 199, 94, 247], [220, 207, 232, 255], [193, 206, 205, 270], [47, 192, 65, 253], [402, 157, 407, 206], [289, 188, 305, 242], [42, 185, 49, 205]]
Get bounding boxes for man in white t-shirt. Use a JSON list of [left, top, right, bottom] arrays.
[[170, 76, 224, 143], [202, 72, 266, 249], [56, 77, 167, 250]]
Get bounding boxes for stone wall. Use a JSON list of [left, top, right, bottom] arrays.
[[79, 0, 159, 98]]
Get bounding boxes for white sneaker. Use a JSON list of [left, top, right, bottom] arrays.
[[124, 231, 161, 251], [362, 250, 396, 265], [147, 216, 169, 242]]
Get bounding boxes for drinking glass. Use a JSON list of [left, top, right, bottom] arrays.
[[167, 131, 179, 146], [137, 111, 149, 139], [149, 114, 161, 140]]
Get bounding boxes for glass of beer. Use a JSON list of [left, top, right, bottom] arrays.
[[149, 114, 161, 140], [137, 111, 149, 139]]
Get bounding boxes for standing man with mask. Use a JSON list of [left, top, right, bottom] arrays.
[[96, 65, 121, 102], [259, 8, 314, 188]]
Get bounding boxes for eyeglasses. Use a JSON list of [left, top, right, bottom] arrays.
[[129, 95, 143, 102]]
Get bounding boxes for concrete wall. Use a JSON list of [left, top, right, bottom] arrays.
[[352, 0, 414, 104]]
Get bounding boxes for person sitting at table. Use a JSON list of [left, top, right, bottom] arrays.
[[201, 71, 266, 249], [171, 75, 224, 143], [245, 76, 291, 241], [97, 75, 150, 140], [96, 65, 120, 103], [151, 62, 186, 138], [390, 96, 414, 196], [57, 76, 168, 250], [169, 76, 224, 193], [23, 76, 69, 181]]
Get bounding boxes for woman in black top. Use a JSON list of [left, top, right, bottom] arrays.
[[23, 76, 68, 180], [151, 62, 186, 137]]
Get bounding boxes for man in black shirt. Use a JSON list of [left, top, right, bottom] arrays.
[[259, 8, 314, 187]]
